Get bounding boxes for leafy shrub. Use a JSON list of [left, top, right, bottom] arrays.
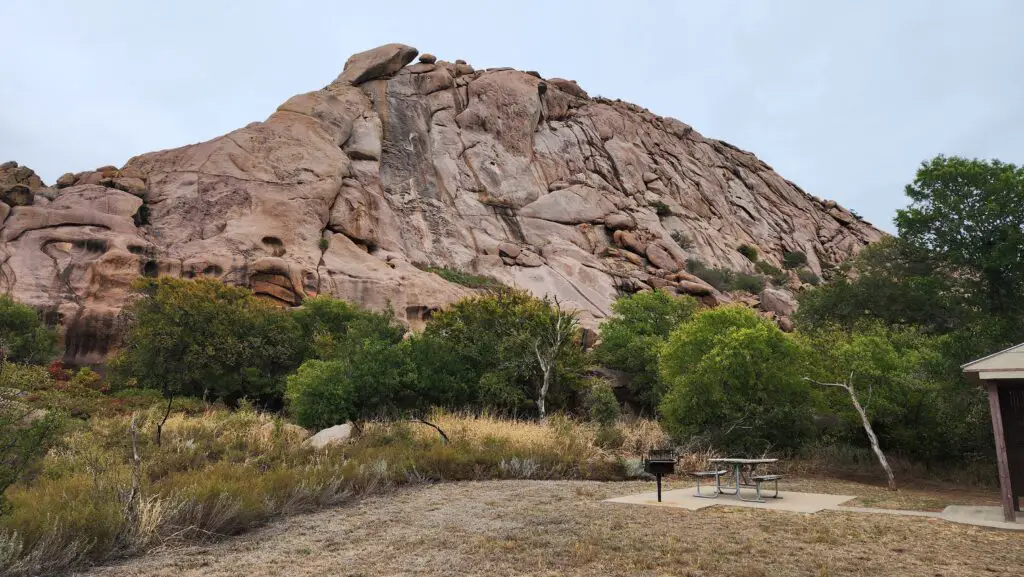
[[797, 269, 821, 286], [594, 290, 699, 412], [783, 251, 808, 269], [0, 296, 56, 364], [585, 379, 620, 427], [133, 201, 150, 227], [415, 264, 504, 290], [286, 338, 416, 430], [731, 272, 766, 293], [110, 278, 303, 408], [594, 425, 625, 449], [794, 238, 970, 334], [659, 306, 814, 453], [0, 390, 62, 506], [685, 260, 764, 293], [648, 200, 672, 217], [737, 244, 758, 262], [755, 260, 789, 285], [670, 231, 693, 249]]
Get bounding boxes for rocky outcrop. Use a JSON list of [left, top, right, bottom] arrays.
[[0, 43, 884, 364]]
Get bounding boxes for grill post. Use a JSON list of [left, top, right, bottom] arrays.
[[644, 448, 676, 503]]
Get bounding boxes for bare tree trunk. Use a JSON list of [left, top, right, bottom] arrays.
[[155, 395, 172, 447], [804, 376, 896, 491], [123, 414, 142, 520], [847, 385, 896, 491], [537, 362, 551, 419], [412, 416, 450, 444]]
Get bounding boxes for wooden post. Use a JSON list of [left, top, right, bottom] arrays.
[[987, 382, 1016, 522]]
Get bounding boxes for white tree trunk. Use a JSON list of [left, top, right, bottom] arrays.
[[846, 385, 897, 491], [805, 376, 897, 491]]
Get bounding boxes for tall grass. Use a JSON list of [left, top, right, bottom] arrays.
[[0, 408, 661, 576]]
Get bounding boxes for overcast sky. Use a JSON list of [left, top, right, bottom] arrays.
[[2, 0, 1021, 232]]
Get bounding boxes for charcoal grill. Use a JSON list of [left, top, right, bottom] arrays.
[[644, 448, 677, 502]]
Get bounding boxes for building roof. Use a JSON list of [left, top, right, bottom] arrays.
[[962, 343, 1024, 381]]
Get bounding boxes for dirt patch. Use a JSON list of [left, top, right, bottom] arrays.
[[79, 480, 1022, 577]]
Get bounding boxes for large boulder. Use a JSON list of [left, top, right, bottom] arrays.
[[336, 43, 418, 85], [303, 423, 354, 449], [759, 288, 798, 318]]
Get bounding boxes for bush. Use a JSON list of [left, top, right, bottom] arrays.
[[594, 290, 699, 412], [797, 269, 821, 286], [286, 338, 416, 430], [648, 200, 672, 217], [737, 244, 758, 262], [685, 260, 764, 293], [585, 379, 620, 427], [110, 278, 303, 407], [794, 238, 970, 334], [0, 393, 63, 506], [415, 264, 503, 290], [0, 296, 56, 365], [659, 306, 814, 453], [670, 231, 693, 250], [731, 272, 766, 293], [783, 251, 808, 269], [755, 260, 789, 285]]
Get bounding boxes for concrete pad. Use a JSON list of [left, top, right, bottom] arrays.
[[941, 506, 1024, 531], [605, 487, 855, 514]]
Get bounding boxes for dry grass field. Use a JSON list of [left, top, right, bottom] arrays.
[[80, 478, 1023, 577]]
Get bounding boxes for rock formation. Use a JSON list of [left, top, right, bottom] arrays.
[[0, 43, 884, 364]]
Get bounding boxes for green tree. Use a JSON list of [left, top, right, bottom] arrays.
[[896, 156, 1024, 320], [796, 238, 967, 334], [111, 278, 302, 443], [285, 337, 417, 431], [659, 306, 813, 453], [803, 323, 988, 465], [0, 296, 56, 364], [413, 289, 586, 416], [593, 290, 699, 412], [0, 365, 63, 505], [292, 296, 404, 360]]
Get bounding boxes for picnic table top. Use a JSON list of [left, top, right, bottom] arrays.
[[709, 457, 778, 465]]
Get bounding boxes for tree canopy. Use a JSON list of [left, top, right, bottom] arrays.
[[412, 289, 585, 416], [659, 306, 814, 453], [896, 156, 1024, 320], [111, 278, 302, 406], [594, 290, 699, 413], [0, 296, 56, 364]]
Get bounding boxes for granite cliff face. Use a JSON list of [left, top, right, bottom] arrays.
[[0, 44, 883, 364]]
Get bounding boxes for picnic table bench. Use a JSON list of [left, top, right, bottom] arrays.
[[689, 457, 782, 502]]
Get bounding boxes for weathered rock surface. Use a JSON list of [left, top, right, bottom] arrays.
[[760, 287, 799, 318], [0, 44, 883, 363]]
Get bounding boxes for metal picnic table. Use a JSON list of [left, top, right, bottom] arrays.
[[708, 457, 780, 501]]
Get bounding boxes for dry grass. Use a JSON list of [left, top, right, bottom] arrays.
[[0, 410, 650, 576], [78, 480, 1024, 577], [3, 408, 1007, 576]]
